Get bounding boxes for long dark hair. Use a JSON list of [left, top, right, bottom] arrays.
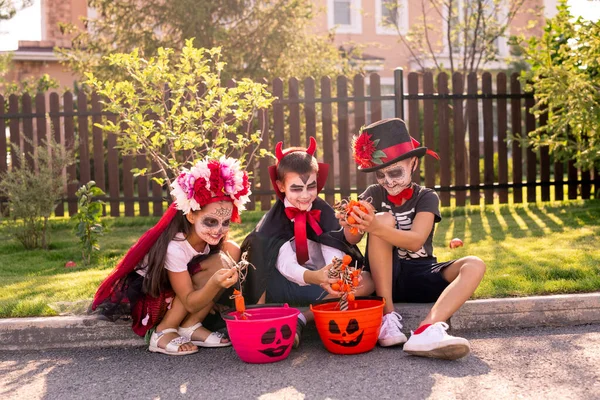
[[140, 206, 228, 298]]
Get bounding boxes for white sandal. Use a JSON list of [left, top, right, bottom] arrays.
[[148, 328, 198, 356], [178, 322, 231, 348]]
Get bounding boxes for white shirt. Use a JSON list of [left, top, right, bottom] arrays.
[[276, 198, 344, 286], [137, 232, 210, 276]]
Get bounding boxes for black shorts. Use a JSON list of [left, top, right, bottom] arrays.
[[391, 258, 455, 303]]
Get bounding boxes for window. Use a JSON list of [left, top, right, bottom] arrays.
[[375, 0, 408, 35], [366, 80, 396, 124], [328, 0, 362, 34]]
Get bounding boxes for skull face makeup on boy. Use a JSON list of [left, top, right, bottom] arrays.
[[375, 157, 417, 195], [189, 202, 233, 246], [276, 172, 318, 211]]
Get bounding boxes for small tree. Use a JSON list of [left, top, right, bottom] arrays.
[[0, 138, 74, 249], [72, 181, 105, 265], [515, 1, 600, 171], [86, 40, 274, 187], [388, 0, 529, 76]]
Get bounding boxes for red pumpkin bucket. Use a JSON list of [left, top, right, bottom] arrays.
[[222, 304, 300, 364], [310, 296, 385, 355]]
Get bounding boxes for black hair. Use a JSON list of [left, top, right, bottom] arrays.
[[276, 149, 319, 182]]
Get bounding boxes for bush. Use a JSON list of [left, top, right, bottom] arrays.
[[0, 138, 74, 249]]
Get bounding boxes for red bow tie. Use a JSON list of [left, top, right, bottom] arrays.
[[284, 207, 323, 265], [387, 187, 414, 205]]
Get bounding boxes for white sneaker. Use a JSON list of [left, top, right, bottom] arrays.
[[378, 311, 408, 347], [403, 322, 470, 360]]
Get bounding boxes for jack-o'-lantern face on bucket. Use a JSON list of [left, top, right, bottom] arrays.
[[258, 324, 293, 358], [328, 318, 364, 347]]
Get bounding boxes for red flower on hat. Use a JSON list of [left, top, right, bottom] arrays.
[[353, 131, 387, 168]]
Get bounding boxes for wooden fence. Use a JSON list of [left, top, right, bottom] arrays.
[[1, 69, 598, 217]]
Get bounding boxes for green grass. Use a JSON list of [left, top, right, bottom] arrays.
[[1, 200, 599, 317]]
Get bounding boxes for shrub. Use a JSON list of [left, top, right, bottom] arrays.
[[0, 138, 74, 249], [72, 181, 105, 265]]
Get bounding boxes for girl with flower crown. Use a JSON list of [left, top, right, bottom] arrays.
[[91, 157, 252, 355]]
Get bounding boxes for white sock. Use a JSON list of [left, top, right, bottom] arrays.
[[298, 313, 307, 325]]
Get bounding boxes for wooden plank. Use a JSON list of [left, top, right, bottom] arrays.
[[581, 169, 591, 199], [321, 76, 335, 204], [22, 94, 34, 169], [107, 114, 120, 216], [91, 92, 106, 193], [482, 72, 494, 204], [122, 123, 135, 217], [35, 93, 46, 157], [8, 95, 20, 170], [438, 73, 451, 207], [49, 93, 64, 216], [568, 159, 578, 199], [525, 95, 537, 203], [151, 159, 164, 216], [408, 72, 421, 185], [452, 72, 466, 207], [273, 78, 284, 146], [496, 73, 509, 204], [289, 78, 300, 147], [353, 75, 367, 193], [64, 92, 78, 215], [337, 76, 350, 199], [467, 72, 480, 205], [510, 74, 523, 204], [258, 103, 272, 210], [538, 109, 550, 202], [137, 154, 149, 216], [304, 77, 317, 155], [0, 95, 6, 214], [77, 92, 91, 184], [422, 72, 435, 189], [554, 160, 564, 201], [368, 73, 382, 187]]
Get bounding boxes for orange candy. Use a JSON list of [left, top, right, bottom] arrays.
[[331, 283, 341, 291], [347, 216, 357, 225], [233, 289, 246, 313], [347, 293, 355, 301], [342, 255, 352, 265], [350, 227, 359, 235], [352, 277, 360, 287]]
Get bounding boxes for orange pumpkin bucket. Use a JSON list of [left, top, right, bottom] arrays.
[[310, 296, 385, 355]]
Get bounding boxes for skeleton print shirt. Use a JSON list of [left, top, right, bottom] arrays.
[[360, 183, 442, 260]]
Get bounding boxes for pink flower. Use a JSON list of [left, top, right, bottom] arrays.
[[177, 172, 196, 199]]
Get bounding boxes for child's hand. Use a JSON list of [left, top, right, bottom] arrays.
[[210, 267, 239, 289], [335, 211, 351, 229], [349, 201, 378, 233], [317, 263, 343, 297]]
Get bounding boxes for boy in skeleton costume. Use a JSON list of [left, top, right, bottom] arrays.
[[342, 118, 486, 360], [241, 138, 373, 347]]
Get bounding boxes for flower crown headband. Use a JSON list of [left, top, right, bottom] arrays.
[[170, 156, 251, 222]]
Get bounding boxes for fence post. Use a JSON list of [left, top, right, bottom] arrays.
[[394, 67, 404, 120]]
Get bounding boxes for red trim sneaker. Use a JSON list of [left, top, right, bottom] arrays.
[[403, 322, 470, 360], [378, 311, 408, 347]]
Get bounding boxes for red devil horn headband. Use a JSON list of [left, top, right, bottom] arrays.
[[275, 136, 317, 163]]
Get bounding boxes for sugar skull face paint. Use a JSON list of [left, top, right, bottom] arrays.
[[191, 202, 233, 246], [375, 158, 417, 196], [276, 172, 318, 211]]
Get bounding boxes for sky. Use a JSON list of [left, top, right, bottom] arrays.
[[0, 0, 598, 52]]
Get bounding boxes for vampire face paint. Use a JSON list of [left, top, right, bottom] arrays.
[[277, 172, 318, 211], [191, 202, 233, 246], [375, 158, 416, 196]]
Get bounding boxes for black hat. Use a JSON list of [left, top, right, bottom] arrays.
[[352, 118, 439, 172]]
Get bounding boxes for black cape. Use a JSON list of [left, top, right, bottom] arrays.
[[240, 197, 364, 304]]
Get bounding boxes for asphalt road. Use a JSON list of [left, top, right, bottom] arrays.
[[1, 324, 599, 400]]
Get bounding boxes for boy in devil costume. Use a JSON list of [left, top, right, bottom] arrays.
[[342, 118, 486, 360], [241, 137, 374, 347]]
